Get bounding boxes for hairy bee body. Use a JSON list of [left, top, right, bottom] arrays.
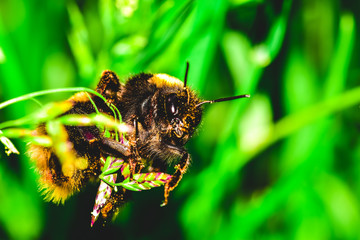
[[29, 67, 249, 224], [29, 70, 203, 221]]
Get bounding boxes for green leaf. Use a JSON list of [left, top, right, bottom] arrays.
[[101, 156, 124, 176], [66, 1, 95, 82], [119, 172, 171, 192], [133, 172, 171, 183], [121, 181, 143, 191], [121, 163, 131, 179]]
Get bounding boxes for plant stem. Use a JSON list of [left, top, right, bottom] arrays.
[[0, 87, 106, 110]]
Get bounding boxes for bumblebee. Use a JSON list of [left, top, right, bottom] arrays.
[[28, 63, 250, 224]]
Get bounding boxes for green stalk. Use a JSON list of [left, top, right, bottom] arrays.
[[0, 87, 106, 110]]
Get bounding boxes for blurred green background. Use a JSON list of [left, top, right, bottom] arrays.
[[1, 0, 360, 239]]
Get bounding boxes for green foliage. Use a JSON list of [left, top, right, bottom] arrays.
[[92, 156, 171, 226], [0, 0, 360, 239], [98, 156, 171, 192]]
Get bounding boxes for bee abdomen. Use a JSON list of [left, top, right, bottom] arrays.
[[28, 124, 102, 204], [29, 143, 96, 204]]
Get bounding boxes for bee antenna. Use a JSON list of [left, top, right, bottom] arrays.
[[196, 94, 250, 107], [183, 61, 190, 88]]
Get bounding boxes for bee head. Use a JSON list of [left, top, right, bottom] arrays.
[[119, 62, 249, 163], [155, 62, 251, 147], [159, 85, 202, 147]]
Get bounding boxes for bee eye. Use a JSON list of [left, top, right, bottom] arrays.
[[166, 93, 178, 117]]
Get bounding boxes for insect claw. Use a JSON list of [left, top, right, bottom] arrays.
[[161, 183, 170, 207]]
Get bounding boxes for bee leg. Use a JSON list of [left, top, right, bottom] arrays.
[[128, 117, 141, 178], [134, 117, 139, 140], [101, 137, 131, 157], [161, 152, 190, 207], [96, 70, 121, 103]]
